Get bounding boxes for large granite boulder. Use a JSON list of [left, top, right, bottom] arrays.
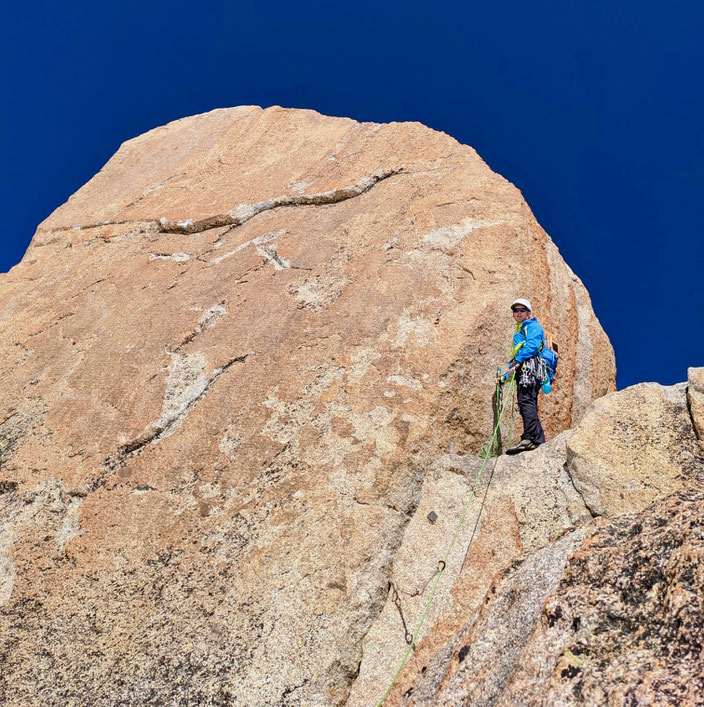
[[565, 381, 702, 516], [0, 106, 615, 705]]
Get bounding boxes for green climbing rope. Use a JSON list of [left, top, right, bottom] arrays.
[[506, 377, 517, 451], [376, 372, 517, 706]]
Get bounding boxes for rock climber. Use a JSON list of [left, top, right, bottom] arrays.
[[498, 298, 546, 454]]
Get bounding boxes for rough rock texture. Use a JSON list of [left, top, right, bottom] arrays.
[[0, 106, 617, 705], [347, 438, 589, 706], [411, 528, 587, 706], [349, 374, 703, 705], [566, 382, 702, 516], [501, 489, 704, 706], [423, 490, 704, 706]]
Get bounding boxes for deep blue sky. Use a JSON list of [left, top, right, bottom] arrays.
[[2, 1, 702, 388]]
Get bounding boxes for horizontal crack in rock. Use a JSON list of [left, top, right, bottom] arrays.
[[40, 168, 403, 237], [159, 167, 402, 234]]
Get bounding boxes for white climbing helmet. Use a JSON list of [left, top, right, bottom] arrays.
[[510, 298, 533, 312]]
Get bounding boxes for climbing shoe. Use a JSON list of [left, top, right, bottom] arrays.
[[506, 439, 539, 455]]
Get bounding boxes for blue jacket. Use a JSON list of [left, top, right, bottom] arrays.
[[510, 317, 544, 365]]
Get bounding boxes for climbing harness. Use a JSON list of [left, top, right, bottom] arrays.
[[519, 355, 548, 388], [376, 372, 517, 706], [509, 320, 559, 391]]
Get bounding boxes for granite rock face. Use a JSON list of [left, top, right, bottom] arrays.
[[411, 528, 587, 706], [0, 106, 618, 705], [350, 374, 703, 705], [421, 489, 704, 707], [499, 489, 704, 706], [565, 381, 701, 516]]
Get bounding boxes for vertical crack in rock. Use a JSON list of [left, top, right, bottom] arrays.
[[562, 459, 598, 518], [105, 352, 247, 469], [686, 367, 704, 441], [686, 390, 699, 440]]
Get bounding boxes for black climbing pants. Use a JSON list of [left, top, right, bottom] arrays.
[[517, 379, 545, 445]]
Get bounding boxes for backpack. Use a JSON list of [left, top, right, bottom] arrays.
[[539, 329, 559, 382]]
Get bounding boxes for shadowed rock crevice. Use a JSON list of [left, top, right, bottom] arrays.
[[562, 458, 599, 518], [686, 391, 699, 440], [686, 367, 704, 440]]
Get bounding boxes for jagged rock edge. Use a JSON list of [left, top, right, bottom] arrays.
[[686, 379, 701, 441]]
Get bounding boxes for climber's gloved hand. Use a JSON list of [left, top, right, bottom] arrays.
[[497, 364, 517, 386], [499, 365, 518, 384]]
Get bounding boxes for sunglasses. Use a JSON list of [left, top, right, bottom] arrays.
[[512, 307, 529, 313]]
